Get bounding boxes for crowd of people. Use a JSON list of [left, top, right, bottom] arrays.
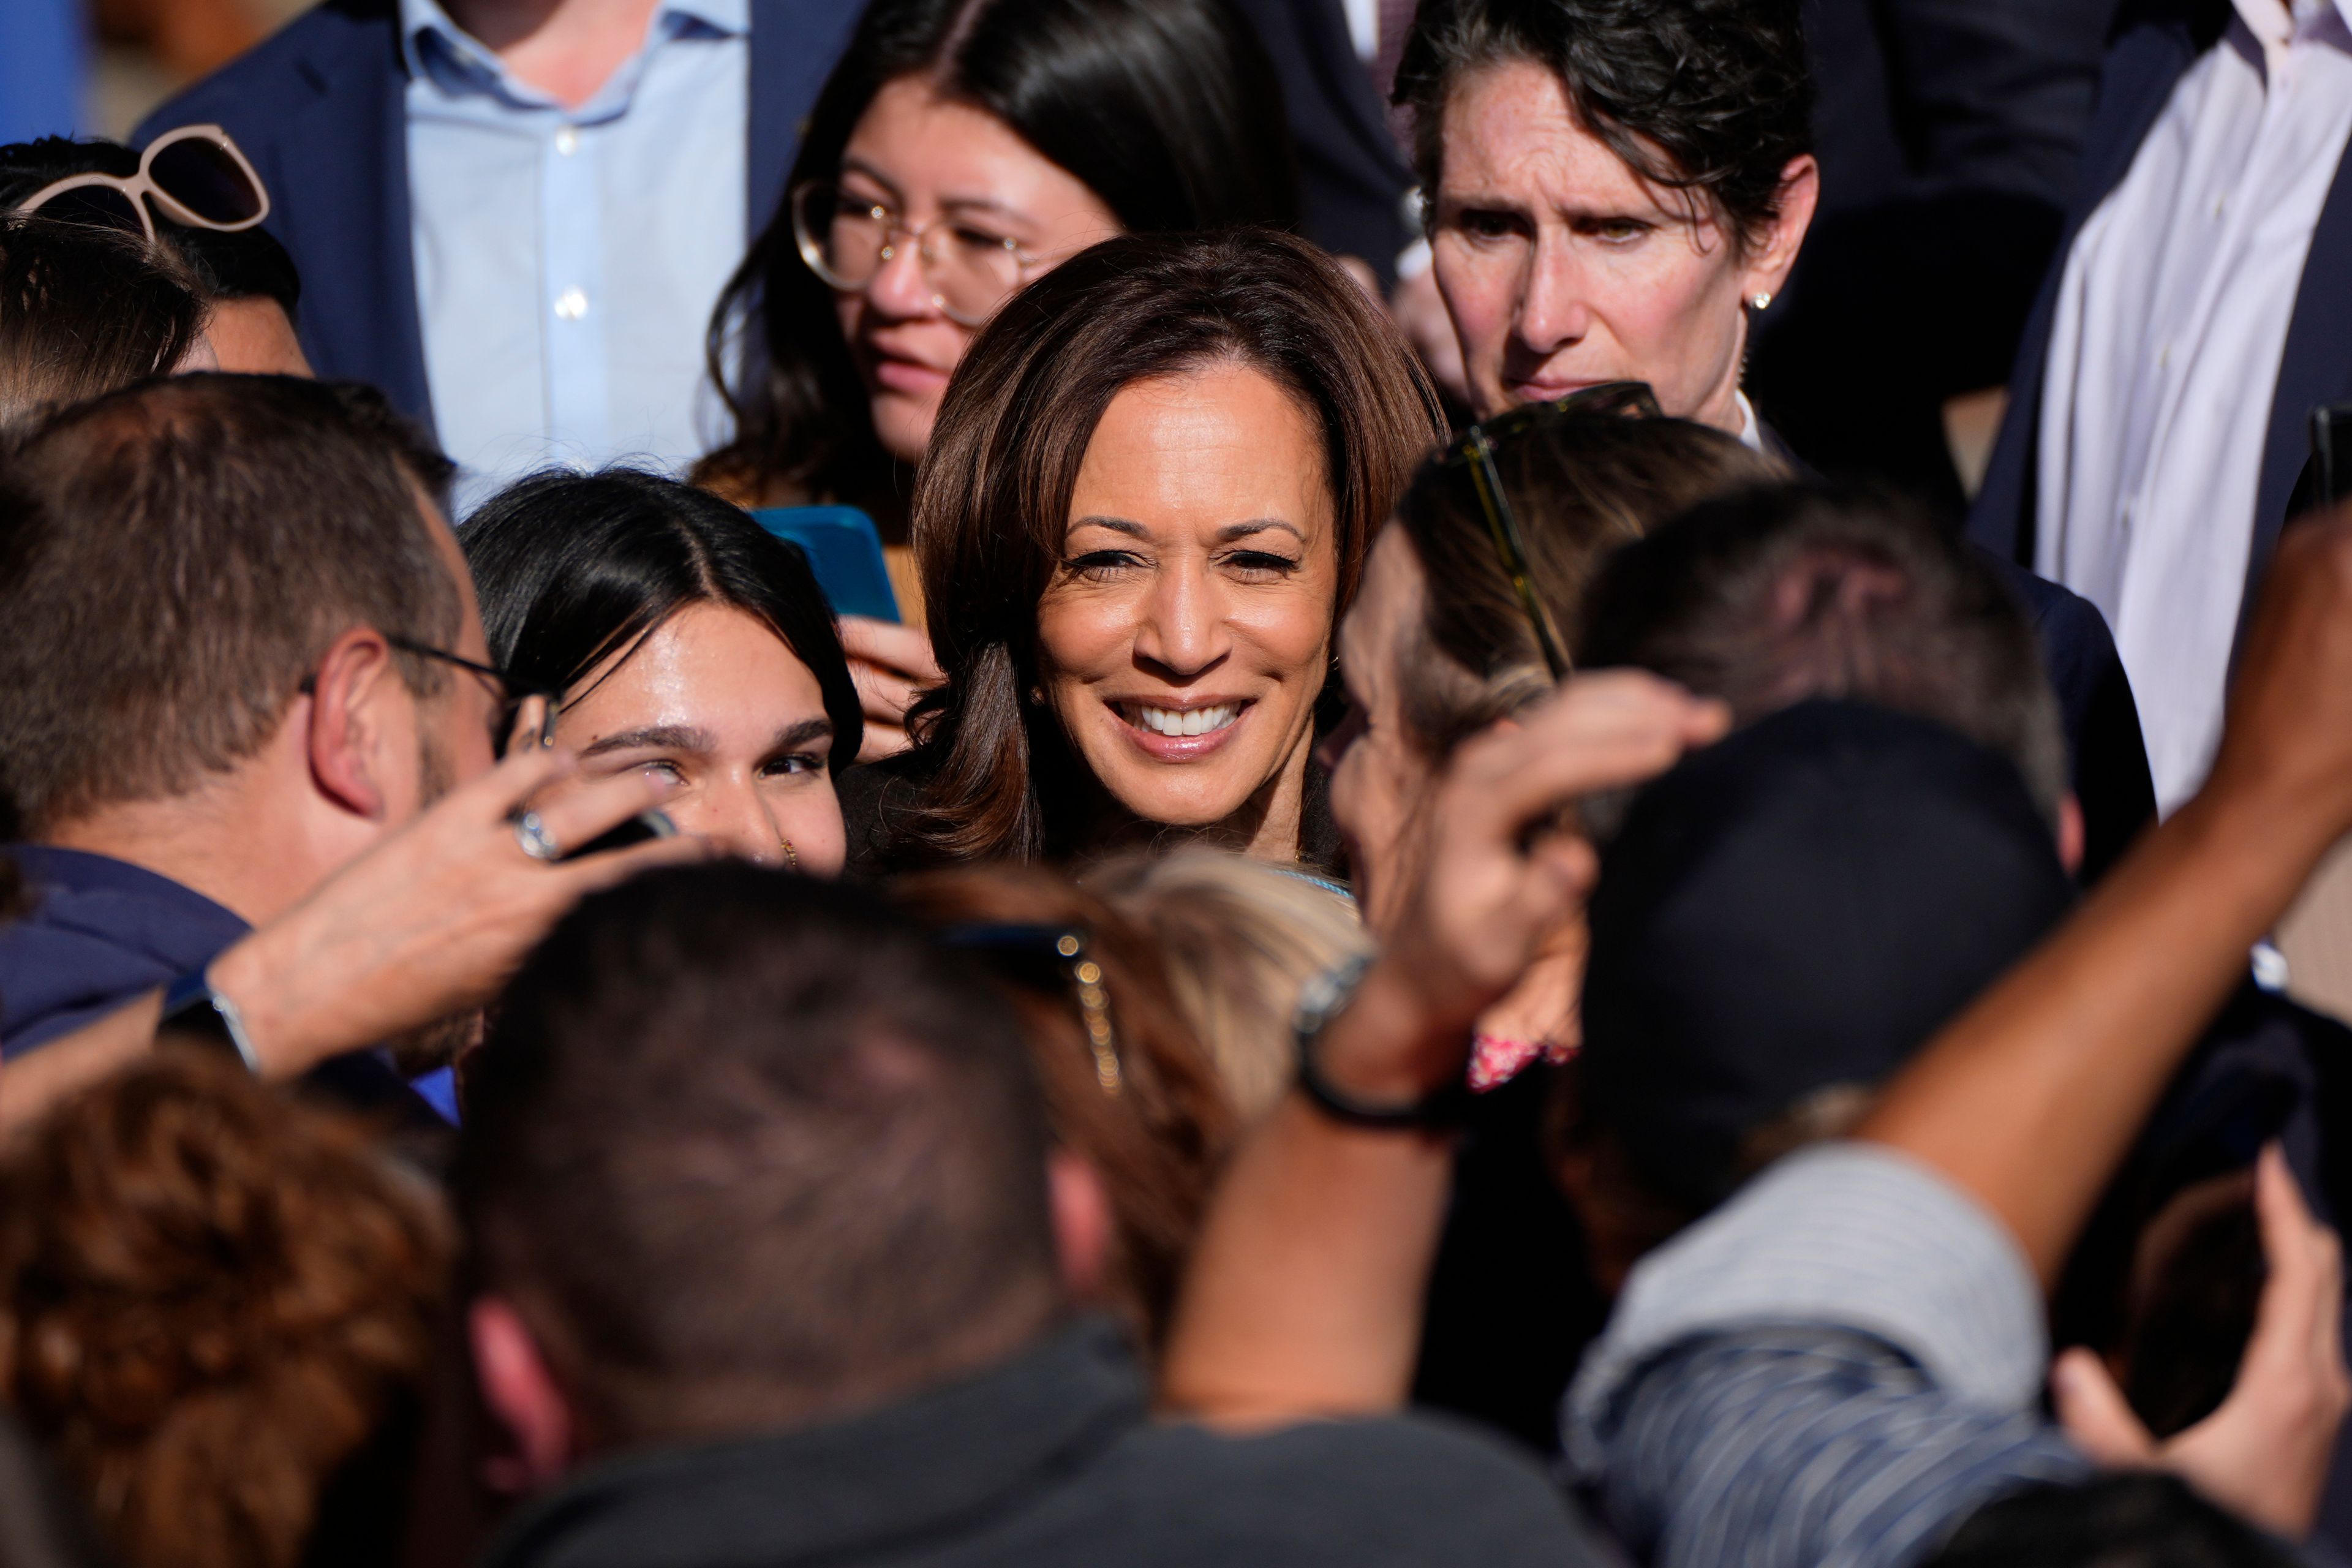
[[0, 0, 2348, 1564]]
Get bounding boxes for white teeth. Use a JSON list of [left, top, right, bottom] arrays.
[[1134, 704, 1238, 737]]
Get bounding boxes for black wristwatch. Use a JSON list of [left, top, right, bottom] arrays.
[[158, 966, 262, 1073], [1292, 954, 1472, 1129]]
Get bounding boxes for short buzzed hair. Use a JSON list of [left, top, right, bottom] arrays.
[[1579, 484, 2067, 821], [0, 374, 462, 832], [456, 865, 1063, 1448]]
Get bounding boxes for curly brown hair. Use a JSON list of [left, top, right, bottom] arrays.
[[0, 1053, 450, 1568]]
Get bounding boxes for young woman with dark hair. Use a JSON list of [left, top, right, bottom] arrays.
[[464, 469, 862, 876], [695, 0, 1302, 759], [840, 228, 1443, 878]]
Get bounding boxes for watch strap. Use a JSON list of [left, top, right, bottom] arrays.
[[1292, 954, 1472, 1129], [158, 966, 263, 1074]]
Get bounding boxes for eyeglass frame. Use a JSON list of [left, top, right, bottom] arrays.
[[383, 636, 565, 755], [788, 178, 1052, 328], [940, 922, 1123, 1096], [13, 124, 270, 247], [1438, 380, 1665, 684]]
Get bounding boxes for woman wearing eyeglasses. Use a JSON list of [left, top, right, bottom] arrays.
[[696, 0, 1298, 760], [840, 228, 1441, 878]]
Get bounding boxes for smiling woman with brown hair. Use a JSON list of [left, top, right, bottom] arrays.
[[839, 227, 1443, 876]]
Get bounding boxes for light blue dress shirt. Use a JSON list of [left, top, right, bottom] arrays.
[[401, 0, 748, 514]]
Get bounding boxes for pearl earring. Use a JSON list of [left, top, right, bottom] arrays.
[[1749, 292, 1774, 312]]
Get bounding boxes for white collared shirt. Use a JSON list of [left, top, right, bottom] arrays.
[[2035, 0, 2352, 812], [401, 0, 748, 513]]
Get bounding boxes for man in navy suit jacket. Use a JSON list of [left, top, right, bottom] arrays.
[[135, 0, 858, 505], [1969, 0, 2352, 813]]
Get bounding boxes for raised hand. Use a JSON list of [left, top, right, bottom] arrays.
[[2053, 1144, 2350, 1539], [208, 726, 710, 1077], [838, 614, 944, 762]]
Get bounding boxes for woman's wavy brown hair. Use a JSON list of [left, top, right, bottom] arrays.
[[891, 864, 1237, 1349], [0, 1054, 450, 1568], [888, 228, 1445, 867]]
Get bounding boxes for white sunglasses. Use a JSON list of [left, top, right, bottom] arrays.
[[12, 125, 270, 246]]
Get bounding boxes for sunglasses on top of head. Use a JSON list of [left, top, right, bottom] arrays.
[[10, 126, 270, 247]]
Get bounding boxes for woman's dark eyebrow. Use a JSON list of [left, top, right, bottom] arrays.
[[767, 718, 835, 752], [580, 724, 714, 760], [835, 159, 905, 203], [1217, 520, 1306, 544], [1069, 516, 1152, 540]]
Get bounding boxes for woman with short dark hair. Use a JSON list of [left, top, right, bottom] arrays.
[[841, 228, 1443, 876], [465, 469, 862, 876], [1393, 0, 1817, 440]]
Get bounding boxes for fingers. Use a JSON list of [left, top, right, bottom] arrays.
[[2051, 1348, 2157, 1466], [454, 734, 581, 825], [2245, 1144, 2350, 1419], [552, 826, 714, 896], [1441, 673, 1727, 839], [522, 767, 680, 856], [851, 658, 924, 723], [505, 693, 556, 754], [838, 616, 943, 682], [858, 722, 914, 764]]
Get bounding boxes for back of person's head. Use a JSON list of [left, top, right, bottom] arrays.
[[1392, 412, 1777, 758], [1925, 1474, 2302, 1568], [1573, 701, 2076, 1235], [895, 227, 1441, 865], [1087, 851, 1369, 1122], [0, 374, 461, 836], [0, 214, 206, 437], [462, 467, 862, 773], [0, 138, 301, 312], [890, 862, 1235, 1347], [0, 1053, 449, 1568], [704, 0, 1301, 502], [458, 864, 1063, 1450], [1393, 0, 1811, 257], [1579, 483, 2068, 823]]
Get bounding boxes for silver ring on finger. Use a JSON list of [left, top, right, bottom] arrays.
[[513, 810, 562, 863]]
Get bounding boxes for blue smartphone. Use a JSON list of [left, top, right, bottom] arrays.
[[752, 505, 901, 623]]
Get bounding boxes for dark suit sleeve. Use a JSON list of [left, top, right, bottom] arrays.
[[1227, 0, 1414, 288], [1975, 549, 2155, 883]]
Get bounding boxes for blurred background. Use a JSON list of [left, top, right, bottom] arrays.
[[1, 0, 304, 145]]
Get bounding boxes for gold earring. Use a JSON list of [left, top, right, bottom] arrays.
[[1749, 292, 1773, 312], [780, 835, 799, 871]]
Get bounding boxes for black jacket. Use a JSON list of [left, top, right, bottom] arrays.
[[481, 1320, 1615, 1568]]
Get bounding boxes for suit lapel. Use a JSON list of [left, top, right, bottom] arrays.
[[281, 10, 434, 432], [744, 0, 860, 235]]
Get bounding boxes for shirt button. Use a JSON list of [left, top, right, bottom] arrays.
[[554, 125, 579, 156], [554, 287, 588, 320]]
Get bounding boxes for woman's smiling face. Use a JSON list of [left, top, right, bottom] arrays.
[[1033, 363, 1338, 856]]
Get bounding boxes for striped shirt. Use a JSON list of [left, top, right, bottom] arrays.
[[1565, 1143, 2090, 1568]]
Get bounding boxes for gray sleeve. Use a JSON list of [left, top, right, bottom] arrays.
[[1567, 1141, 2048, 1475]]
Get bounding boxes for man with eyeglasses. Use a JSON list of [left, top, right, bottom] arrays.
[[0, 373, 699, 1127]]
